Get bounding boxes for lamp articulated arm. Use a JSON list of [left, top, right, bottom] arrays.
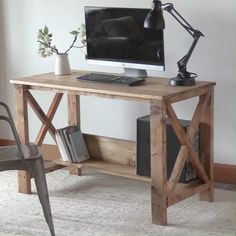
[[162, 2, 204, 80]]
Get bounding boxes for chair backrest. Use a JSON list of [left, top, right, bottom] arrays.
[[0, 101, 25, 160]]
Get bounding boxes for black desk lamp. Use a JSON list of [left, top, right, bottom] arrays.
[[144, 0, 204, 86]]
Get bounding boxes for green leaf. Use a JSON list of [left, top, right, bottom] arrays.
[[44, 35, 50, 44], [70, 30, 78, 35], [44, 25, 49, 35], [37, 33, 44, 40]]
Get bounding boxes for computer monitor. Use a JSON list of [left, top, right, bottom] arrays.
[[84, 6, 165, 77]]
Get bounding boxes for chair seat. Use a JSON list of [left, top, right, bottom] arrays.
[[0, 144, 40, 162]]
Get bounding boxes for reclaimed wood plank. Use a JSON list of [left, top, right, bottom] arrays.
[[199, 88, 214, 201], [84, 134, 136, 166], [168, 180, 211, 207], [150, 100, 167, 225], [67, 94, 81, 175], [166, 103, 209, 183], [26, 90, 57, 142], [10, 71, 216, 102], [35, 93, 63, 145], [13, 85, 31, 194], [187, 93, 211, 140], [167, 145, 189, 196], [53, 159, 150, 182], [68, 94, 80, 126]]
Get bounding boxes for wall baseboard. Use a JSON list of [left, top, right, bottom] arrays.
[[0, 139, 15, 146], [1, 138, 235, 184], [214, 163, 236, 185]]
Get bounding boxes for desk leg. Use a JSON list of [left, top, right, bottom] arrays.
[[150, 100, 167, 225], [68, 94, 80, 126], [199, 88, 214, 202], [68, 94, 81, 175], [14, 85, 31, 194]]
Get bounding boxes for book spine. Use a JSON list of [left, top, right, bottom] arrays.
[[60, 129, 73, 162], [55, 130, 69, 162], [63, 129, 76, 163], [68, 134, 80, 162]]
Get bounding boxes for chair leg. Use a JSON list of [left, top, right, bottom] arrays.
[[30, 157, 55, 236]]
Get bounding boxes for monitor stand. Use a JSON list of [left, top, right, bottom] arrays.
[[123, 68, 147, 78]]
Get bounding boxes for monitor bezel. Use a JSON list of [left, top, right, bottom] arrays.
[[84, 6, 165, 73]]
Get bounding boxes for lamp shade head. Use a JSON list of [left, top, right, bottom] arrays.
[[144, 0, 165, 30]]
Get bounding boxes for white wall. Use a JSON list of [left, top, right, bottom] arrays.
[[0, 0, 8, 136], [1, 0, 235, 165]]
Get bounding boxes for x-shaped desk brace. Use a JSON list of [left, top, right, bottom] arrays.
[[167, 92, 211, 196], [14, 85, 80, 193], [150, 87, 214, 225], [26, 91, 63, 145]]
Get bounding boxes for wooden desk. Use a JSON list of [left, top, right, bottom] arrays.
[[10, 71, 216, 225]]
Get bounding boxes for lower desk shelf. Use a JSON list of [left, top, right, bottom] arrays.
[[53, 159, 150, 182], [50, 159, 210, 206]]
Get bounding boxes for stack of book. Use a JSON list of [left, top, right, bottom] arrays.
[[55, 126, 89, 163]]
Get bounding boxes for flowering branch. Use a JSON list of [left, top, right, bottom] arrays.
[[64, 35, 78, 54], [37, 25, 86, 58]]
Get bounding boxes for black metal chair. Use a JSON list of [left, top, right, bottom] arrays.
[[0, 101, 55, 236]]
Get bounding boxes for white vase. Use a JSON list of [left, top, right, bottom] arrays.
[[54, 53, 71, 75]]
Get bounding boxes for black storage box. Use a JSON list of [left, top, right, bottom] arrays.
[[136, 115, 198, 183]]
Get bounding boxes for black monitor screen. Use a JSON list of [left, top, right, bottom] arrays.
[[85, 6, 165, 69]]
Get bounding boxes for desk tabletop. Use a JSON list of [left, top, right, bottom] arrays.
[[10, 71, 215, 102]]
